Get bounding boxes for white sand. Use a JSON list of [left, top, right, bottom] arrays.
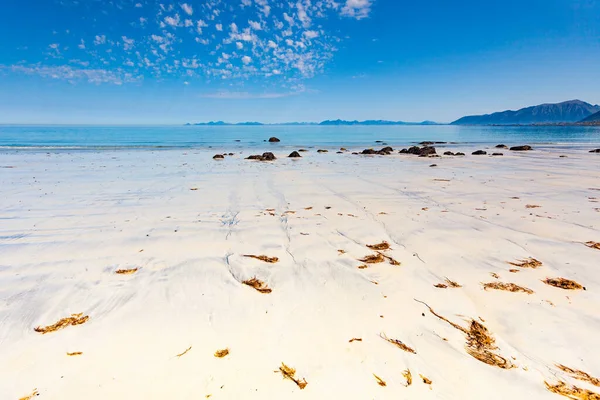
[[1, 147, 599, 399]]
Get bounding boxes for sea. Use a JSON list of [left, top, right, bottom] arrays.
[[1, 125, 599, 151]]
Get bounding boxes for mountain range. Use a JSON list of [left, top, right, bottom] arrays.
[[187, 120, 439, 126], [451, 100, 600, 125], [581, 110, 600, 123]]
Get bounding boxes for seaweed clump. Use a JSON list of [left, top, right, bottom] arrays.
[[242, 277, 272, 294], [278, 363, 308, 389], [34, 313, 89, 334], [482, 282, 534, 294], [543, 278, 585, 290], [380, 333, 417, 354]]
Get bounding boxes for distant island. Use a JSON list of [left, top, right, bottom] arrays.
[[186, 120, 440, 126], [451, 100, 600, 125]]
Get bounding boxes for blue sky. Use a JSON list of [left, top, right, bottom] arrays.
[[0, 0, 599, 124]]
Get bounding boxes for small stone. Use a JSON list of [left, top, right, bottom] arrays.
[[261, 152, 276, 161], [472, 150, 487, 155], [492, 153, 503, 156], [430, 164, 437, 167], [213, 154, 224, 159], [317, 149, 328, 153], [443, 151, 454, 156], [288, 151, 302, 158], [495, 144, 508, 149], [268, 137, 281, 142], [455, 152, 465, 156], [589, 149, 600, 153]]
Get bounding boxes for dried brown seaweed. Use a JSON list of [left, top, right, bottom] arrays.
[[214, 348, 229, 358], [176, 346, 192, 358], [373, 374, 387, 387], [380, 333, 416, 354], [420, 374, 432, 385], [434, 283, 448, 289], [526, 204, 541, 209], [482, 282, 534, 294], [278, 363, 308, 389], [349, 338, 362, 343], [543, 278, 584, 290], [545, 381, 600, 399], [358, 253, 385, 264], [19, 390, 39, 400], [34, 313, 89, 334], [557, 364, 600, 387], [243, 255, 279, 263], [509, 258, 542, 269], [402, 369, 412, 386], [367, 242, 390, 251], [585, 241, 600, 250], [242, 277, 272, 294], [380, 252, 401, 266], [434, 278, 461, 289], [414, 299, 514, 369], [67, 352, 83, 356], [357, 264, 368, 269], [115, 267, 138, 275]]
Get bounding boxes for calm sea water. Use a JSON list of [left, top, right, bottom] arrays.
[[1, 125, 599, 151]]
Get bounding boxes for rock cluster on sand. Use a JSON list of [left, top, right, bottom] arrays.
[[268, 137, 281, 142], [247, 152, 276, 161], [361, 147, 394, 155], [589, 149, 600, 153], [317, 149, 328, 153], [510, 145, 532, 151], [495, 144, 508, 149], [213, 154, 225, 159], [288, 151, 302, 158], [472, 150, 487, 155], [399, 146, 437, 157]]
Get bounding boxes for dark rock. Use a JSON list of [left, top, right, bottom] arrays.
[[317, 149, 328, 153], [268, 137, 281, 142], [381, 146, 393, 153], [261, 152, 276, 161], [559, 155, 568, 158], [399, 148, 409, 154], [510, 145, 532, 151], [443, 151, 455, 156], [418, 146, 437, 157], [590, 149, 600, 153], [228, 153, 234, 156], [420, 141, 434, 146], [336, 151, 343, 154], [298, 149, 308, 152], [340, 147, 348, 151], [361, 149, 378, 155], [246, 152, 276, 161], [455, 152, 466, 156], [472, 150, 487, 155], [352, 152, 358, 155], [492, 153, 503, 156], [375, 140, 383, 143], [429, 164, 437, 167], [495, 144, 508, 149], [288, 151, 302, 158], [213, 154, 225, 159]]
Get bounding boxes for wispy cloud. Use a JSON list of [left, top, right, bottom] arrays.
[[200, 89, 306, 99], [4, 0, 376, 87]]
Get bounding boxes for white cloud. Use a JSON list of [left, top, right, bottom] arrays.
[[181, 3, 193, 16], [200, 90, 301, 99], [303, 30, 319, 39], [94, 35, 106, 45], [164, 14, 181, 27], [7, 65, 139, 85], [248, 20, 262, 30], [236, 42, 243, 49], [122, 36, 135, 50], [241, 55, 252, 64], [216, 23, 223, 31], [340, 0, 373, 19]]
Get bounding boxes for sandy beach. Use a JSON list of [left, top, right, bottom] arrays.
[[1, 146, 600, 399]]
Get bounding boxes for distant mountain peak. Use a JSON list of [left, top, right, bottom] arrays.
[[452, 100, 600, 125]]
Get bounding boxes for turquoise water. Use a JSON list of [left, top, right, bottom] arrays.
[[1, 125, 599, 150]]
